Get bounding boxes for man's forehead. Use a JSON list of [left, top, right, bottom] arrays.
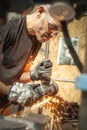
[[47, 11, 56, 24]]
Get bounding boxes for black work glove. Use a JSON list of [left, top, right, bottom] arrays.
[[30, 59, 53, 81]]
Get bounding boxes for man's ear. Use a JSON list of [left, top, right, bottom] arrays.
[[38, 6, 45, 14]]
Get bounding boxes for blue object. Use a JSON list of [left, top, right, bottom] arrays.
[[76, 74, 87, 91]]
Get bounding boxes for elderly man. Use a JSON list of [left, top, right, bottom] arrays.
[[0, 5, 61, 109]]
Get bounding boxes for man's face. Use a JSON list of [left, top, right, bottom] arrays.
[[34, 9, 62, 43]]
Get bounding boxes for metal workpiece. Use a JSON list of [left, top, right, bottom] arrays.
[[52, 77, 75, 83], [0, 115, 29, 130], [0, 113, 51, 130]]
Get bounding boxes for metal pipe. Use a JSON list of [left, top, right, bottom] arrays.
[[45, 40, 50, 60], [52, 78, 75, 83]]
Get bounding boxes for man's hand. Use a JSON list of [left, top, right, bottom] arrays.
[[30, 59, 53, 81], [8, 82, 34, 106]]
